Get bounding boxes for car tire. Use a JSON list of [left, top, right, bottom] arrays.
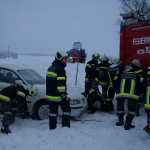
[[35, 102, 50, 120]]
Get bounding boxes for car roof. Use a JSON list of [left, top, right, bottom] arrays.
[[0, 63, 30, 71]]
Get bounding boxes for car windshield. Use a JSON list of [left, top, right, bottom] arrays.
[[18, 69, 46, 85]]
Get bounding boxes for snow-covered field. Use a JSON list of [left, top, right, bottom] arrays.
[[0, 55, 149, 150]]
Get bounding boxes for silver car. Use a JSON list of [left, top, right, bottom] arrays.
[[0, 64, 87, 120]]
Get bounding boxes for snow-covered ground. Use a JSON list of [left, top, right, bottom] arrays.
[[0, 55, 149, 150]]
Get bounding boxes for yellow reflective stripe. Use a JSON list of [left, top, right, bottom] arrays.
[[144, 104, 150, 109], [130, 79, 135, 94], [99, 66, 108, 69], [57, 77, 65, 80], [98, 81, 108, 85], [89, 89, 94, 94], [140, 77, 144, 82], [135, 70, 142, 74], [114, 76, 118, 80], [147, 71, 150, 75], [116, 71, 119, 75], [108, 72, 113, 87], [86, 64, 91, 68], [18, 91, 25, 97], [57, 86, 65, 90], [46, 95, 61, 100], [145, 87, 150, 106], [116, 93, 139, 99], [0, 94, 11, 102], [46, 71, 57, 77], [95, 78, 99, 82], [121, 79, 125, 93]]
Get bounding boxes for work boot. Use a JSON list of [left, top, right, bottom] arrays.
[[105, 101, 114, 112], [116, 114, 124, 126], [1, 125, 12, 134], [124, 122, 135, 130], [89, 108, 97, 114], [124, 115, 135, 130], [21, 113, 30, 119], [143, 125, 150, 135]]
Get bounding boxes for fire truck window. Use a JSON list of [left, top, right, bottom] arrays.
[[74, 52, 79, 56]]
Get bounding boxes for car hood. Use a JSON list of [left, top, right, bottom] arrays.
[[34, 84, 84, 100]]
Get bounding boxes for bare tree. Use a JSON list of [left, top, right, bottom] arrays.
[[116, 0, 150, 26], [119, 0, 150, 14]]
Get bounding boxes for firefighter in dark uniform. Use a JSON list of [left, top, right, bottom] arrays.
[[46, 51, 71, 130], [113, 64, 141, 130], [96, 55, 110, 100], [0, 80, 38, 134], [105, 58, 123, 112], [141, 67, 150, 135], [86, 88, 105, 113], [82, 53, 100, 96], [131, 59, 145, 116]]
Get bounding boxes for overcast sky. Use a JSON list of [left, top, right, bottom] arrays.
[[0, 0, 121, 56]]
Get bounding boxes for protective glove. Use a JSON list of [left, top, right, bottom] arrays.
[[61, 94, 67, 102]]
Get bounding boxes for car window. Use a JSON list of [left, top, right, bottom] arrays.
[[0, 68, 21, 83], [18, 69, 46, 85]]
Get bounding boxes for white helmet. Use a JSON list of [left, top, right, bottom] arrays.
[[92, 53, 100, 59], [111, 58, 120, 64], [132, 59, 141, 67], [99, 55, 107, 61], [28, 85, 38, 97], [55, 51, 68, 60]]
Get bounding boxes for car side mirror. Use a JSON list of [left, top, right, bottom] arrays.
[[15, 80, 23, 84]]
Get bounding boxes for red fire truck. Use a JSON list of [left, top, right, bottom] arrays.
[[120, 11, 150, 69], [67, 42, 87, 63]]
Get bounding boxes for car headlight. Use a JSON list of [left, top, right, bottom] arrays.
[[70, 99, 80, 105]]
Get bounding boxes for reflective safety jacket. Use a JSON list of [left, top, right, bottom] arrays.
[[113, 69, 141, 100], [107, 64, 123, 88], [95, 62, 109, 86], [46, 59, 68, 102], [85, 59, 98, 83], [0, 83, 28, 103], [141, 69, 150, 111]]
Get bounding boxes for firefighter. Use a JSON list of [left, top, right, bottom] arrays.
[[131, 59, 145, 116], [96, 55, 110, 100], [0, 80, 38, 134], [86, 88, 105, 113], [104, 58, 123, 112], [46, 50, 71, 130], [113, 64, 141, 130], [82, 53, 100, 97], [141, 66, 150, 135]]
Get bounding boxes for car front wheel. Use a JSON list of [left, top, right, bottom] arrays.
[[35, 102, 50, 120]]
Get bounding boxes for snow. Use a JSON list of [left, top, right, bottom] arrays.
[[0, 55, 150, 150]]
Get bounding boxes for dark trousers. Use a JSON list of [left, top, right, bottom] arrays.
[[16, 96, 28, 114], [85, 81, 92, 95], [0, 101, 17, 126], [49, 101, 71, 129], [107, 87, 115, 101], [117, 98, 137, 122], [101, 85, 108, 99]]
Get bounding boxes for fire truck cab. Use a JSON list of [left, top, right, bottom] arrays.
[[67, 42, 87, 63], [120, 11, 150, 69]]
